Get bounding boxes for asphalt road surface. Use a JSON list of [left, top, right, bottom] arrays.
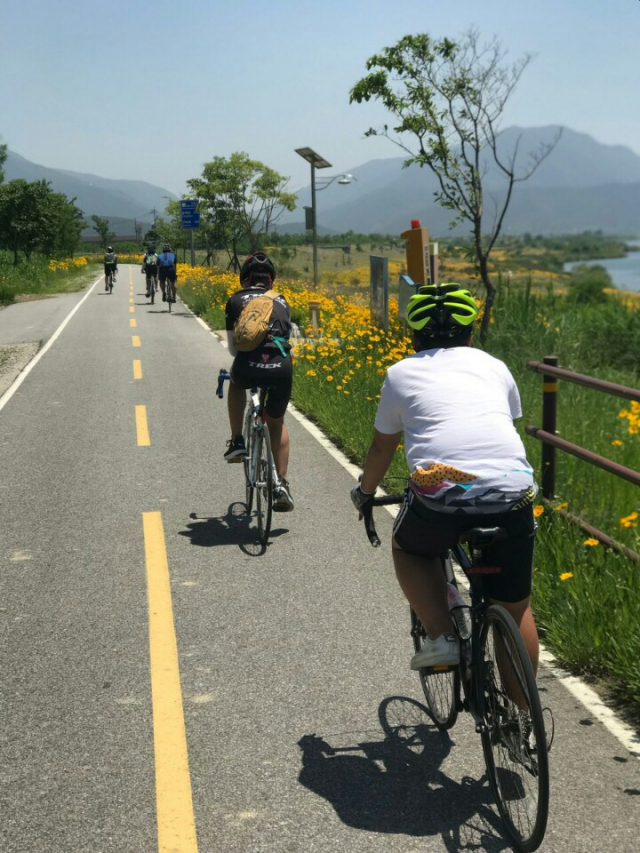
[[1, 267, 638, 852]]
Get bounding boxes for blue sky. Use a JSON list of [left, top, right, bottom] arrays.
[[2, 0, 639, 196]]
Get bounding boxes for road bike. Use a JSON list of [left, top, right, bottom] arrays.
[[145, 270, 157, 304], [105, 269, 114, 294], [217, 370, 281, 548], [362, 493, 550, 852], [162, 274, 176, 312]]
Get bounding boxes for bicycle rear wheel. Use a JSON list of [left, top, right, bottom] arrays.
[[255, 426, 273, 546], [243, 409, 254, 514], [107, 272, 113, 293], [411, 607, 459, 730], [480, 605, 549, 852]]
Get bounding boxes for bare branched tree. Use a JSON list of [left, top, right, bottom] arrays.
[[350, 29, 562, 339]]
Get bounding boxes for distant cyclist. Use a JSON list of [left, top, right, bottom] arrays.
[[351, 283, 539, 671], [224, 252, 294, 512], [103, 246, 118, 290], [142, 245, 159, 298], [158, 244, 178, 303]]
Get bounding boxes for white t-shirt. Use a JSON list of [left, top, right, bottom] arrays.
[[374, 346, 535, 506]]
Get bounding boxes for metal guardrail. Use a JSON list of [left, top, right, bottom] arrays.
[[526, 355, 640, 559]]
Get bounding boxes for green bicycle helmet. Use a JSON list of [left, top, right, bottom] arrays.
[[406, 283, 478, 337]]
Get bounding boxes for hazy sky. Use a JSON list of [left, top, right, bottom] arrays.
[[2, 0, 639, 196]]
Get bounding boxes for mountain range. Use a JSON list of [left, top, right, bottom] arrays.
[[279, 127, 640, 236], [4, 151, 177, 237], [4, 127, 640, 237]]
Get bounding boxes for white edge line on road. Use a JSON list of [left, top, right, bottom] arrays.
[[189, 306, 640, 757], [0, 274, 102, 414]]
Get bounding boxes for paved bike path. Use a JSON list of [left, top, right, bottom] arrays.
[[0, 267, 638, 852]]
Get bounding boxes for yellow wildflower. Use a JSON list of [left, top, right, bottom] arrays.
[[583, 538, 599, 547]]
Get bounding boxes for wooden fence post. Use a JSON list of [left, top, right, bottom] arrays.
[[541, 355, 558, 498]]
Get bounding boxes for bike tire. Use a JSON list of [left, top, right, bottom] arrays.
[[107, 273, 113, 294], [411, 607, 460, 730], [479, 605, 549, 852], [255, 426, 273, 547], [243, 408, 254, 515]]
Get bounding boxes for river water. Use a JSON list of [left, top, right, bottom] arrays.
[[563, 240, 640, 292]]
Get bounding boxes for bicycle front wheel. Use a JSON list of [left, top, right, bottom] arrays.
[[479, 605, 549, 852], [411, 608, 459, 730], [243, 409, 254, 515], [255, 426, 273, 547]]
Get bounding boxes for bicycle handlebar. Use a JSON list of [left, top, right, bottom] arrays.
[[216, 369, 231, 398], [361, 494, 404, 548]]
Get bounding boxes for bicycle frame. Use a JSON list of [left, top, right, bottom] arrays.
[[245, 388, 280, 492]]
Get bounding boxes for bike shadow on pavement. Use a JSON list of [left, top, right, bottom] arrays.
[[297, 696, 511, 852], [179, 503, 288, 556]]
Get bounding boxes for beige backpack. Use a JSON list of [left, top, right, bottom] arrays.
[[233, 290, 280, 352]]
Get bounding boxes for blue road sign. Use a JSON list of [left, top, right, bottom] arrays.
[[181, 213, 200, 230], [180, 199, 198, 212]]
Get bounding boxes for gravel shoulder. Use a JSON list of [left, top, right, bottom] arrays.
[[0, 341, 40, 398]]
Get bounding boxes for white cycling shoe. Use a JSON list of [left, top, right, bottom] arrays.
[[411, 633, 460, 670]]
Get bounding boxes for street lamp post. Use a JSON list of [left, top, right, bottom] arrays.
[[295, 147, 354, 289]]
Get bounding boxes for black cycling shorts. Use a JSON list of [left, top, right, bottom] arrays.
[[393, 490, 536, 603], [159, 267, 177, 283], [231, 349, 293, 419], [145, 264, 158, 277]]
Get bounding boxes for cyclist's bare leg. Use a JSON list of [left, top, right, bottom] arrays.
[[392, 542, 454, 639], [491, 597, 539, 674], [228, 379, 247, 438], [265, 415, 289, 478]]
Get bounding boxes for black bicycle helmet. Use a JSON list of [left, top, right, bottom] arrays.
[[239, 252, 276, 287], [406, 283, 478, 338], [162, 244, 171, 252]]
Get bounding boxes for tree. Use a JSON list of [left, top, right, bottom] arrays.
[[0, 142, 7, 184], [0, 180, 56, 263], [91, 214, 116, 248], [350, 30, 561, 340], [187, 153, 296, 269], [46, 194, 85, 257]]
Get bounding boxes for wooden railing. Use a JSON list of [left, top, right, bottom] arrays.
[[526, 356, 640, 561]]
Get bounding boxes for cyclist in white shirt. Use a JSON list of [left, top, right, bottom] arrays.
[[351, 283, 539, 671]]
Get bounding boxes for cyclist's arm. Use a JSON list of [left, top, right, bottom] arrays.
[[360, 429, 402, 494]]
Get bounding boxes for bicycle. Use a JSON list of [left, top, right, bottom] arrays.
[[145, 270, 156, 304], [217, 370, 281, 547], [161, 274, 176, 312], [105, 269, 114, 294], [362, 493, 550, 852]]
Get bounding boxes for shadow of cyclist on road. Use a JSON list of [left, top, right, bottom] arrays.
[[179, 503, 288, 556], [297, 696, 510, 851]]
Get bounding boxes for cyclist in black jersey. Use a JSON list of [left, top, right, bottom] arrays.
[[223, 252, 294, 512]]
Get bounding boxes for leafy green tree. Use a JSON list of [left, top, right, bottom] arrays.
[[0, 142, 7, 184], [0, 179, 57, 263], [49, 194, 85, 257], [91, 214, 116, 248], [187, 152, 296, 269], [350, 29, 561, 340]]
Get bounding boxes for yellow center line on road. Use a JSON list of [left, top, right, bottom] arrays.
[[130, 306, 135, 313], [143, 512, 198, 853], [130, 319, 137, 328], [132, 336, 141, 347], [130, 298, 135, 304], [135, 405, 151, 446], [133, 360, 142, 380]]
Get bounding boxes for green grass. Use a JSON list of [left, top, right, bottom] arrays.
[[0, 253, 99, 305]]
